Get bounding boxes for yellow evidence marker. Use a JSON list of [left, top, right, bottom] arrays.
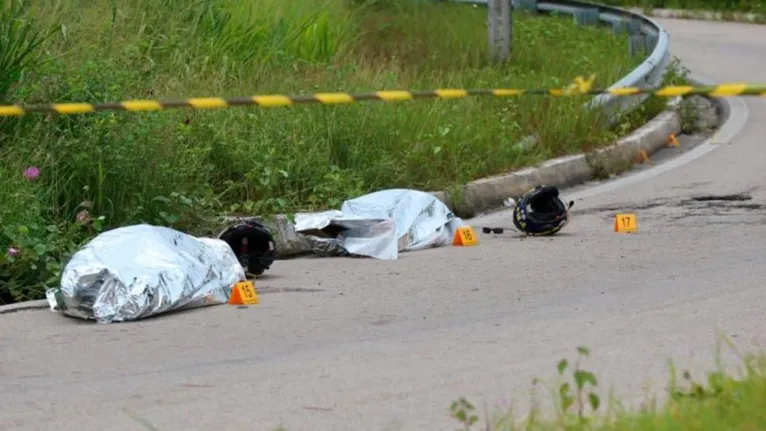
[[613, 213, 637, 233], [452, 225, 478, 246], [667, 134, 680, 147], [228, 280, 259, 305]]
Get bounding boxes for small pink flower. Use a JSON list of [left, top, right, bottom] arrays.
[[6, 247, 18, 257], [76, 209, 91, 225], [23, 166, 40, 181]]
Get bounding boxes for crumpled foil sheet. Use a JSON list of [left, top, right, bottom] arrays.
[[294, 210, 397, 259], [294, 188, 465, 260], [46, 224, 245, 324]]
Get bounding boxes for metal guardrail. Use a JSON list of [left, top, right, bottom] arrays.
[[447, 0, 672, 120]]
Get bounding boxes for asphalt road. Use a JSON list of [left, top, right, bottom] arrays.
[[2, 18, 766, 431]]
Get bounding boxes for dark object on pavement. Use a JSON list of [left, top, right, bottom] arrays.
[[218, 220, 276, 276], [512, 185, 573, 236]]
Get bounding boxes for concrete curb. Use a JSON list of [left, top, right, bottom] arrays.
[[434, 102, 683, 217], [628, 8, 764, 24], [0, 299, 49, 314], [256, 98, 685, 259]]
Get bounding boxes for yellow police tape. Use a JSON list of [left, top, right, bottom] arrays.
[[0, 76, 764, 117]]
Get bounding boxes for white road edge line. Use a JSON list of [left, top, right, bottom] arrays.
[[568, 74, 749, 201]]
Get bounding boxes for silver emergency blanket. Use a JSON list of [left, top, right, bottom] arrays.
[[45, 224, 245, 324], [293, 189, 465, 260]]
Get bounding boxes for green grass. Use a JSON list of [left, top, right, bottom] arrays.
[[450, 343, 766, 431], [0, 0, 661, 303]]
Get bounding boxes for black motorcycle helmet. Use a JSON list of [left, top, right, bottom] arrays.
[[217, 220, 276, 276], [512, 185, 573, 236]]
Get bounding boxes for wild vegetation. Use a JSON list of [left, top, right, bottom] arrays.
[[448, 343, 766, 431], [0, 0, 664, 303]]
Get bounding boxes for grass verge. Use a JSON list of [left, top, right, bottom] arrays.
[[450, 342, 766, 431], [0, 0, 666, 303]]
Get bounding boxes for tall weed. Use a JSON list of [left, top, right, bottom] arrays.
[[0, 0, 49, 102]]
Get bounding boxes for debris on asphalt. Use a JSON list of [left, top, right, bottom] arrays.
[[45, 224, 246, 324], [216, 219, 277, 276], [482, 185, 573, 237], [294, 188, 466, 260]]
